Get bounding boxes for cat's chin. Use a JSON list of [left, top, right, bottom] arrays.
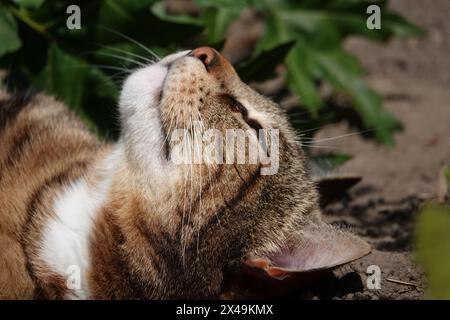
[[117, 50, 195, 181], [120, 65, 168, 111], [118, 64, 172, 179], [119, 50, 190, 111]]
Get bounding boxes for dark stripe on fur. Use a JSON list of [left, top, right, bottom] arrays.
[[175, 165, 224, 227], [138, 222, 192, 298], [20, 160, 88, 299], [197, 166, 261, 245], [4, 125, 34, 167], [107, 212, 150, 299], [1, 108, 70, 169], [0, 92, 34, 134], [132, 166, 262, 298]]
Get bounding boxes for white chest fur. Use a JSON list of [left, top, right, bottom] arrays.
[[39, 147, 121, 299]]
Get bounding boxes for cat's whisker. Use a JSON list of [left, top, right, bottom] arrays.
[[1, 45, 378, 299], [191, 114, 203, 259], [187, 115, 194, 248], [192, 113, 203, 258], [283, 109, 311, 116], [159, 111, 175, 154], [286, 109, 337, 117], [94, 52, 147, 68], [300, 144, 341, 149], [289, 119, 315, 124], [54, 65, 128, 94], [302, 129, 374, 143], [181, 119, 193, 263], [184, 113, 196, 263], [195, 111, 221, 227], [96, 44, 157, 65], [179, 114, 188, 266], [83, 70, 126, 93], [107, 72, 130, 87], [109, 70, 130, 79], [56, 64, 131, 73], [297, 125, 328, 135], [100, 27, 161, 61]]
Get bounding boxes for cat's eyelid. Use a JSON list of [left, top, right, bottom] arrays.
[[238, 98, 268, 129], [228, 95, 247, 115], [220, 93, 265, 130]]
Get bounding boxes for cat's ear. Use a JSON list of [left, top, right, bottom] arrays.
[[244, 223, 370, 280]]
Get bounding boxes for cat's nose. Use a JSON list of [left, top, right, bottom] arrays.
[[190, 47, 218, 68], [189, 47, 238, 81]]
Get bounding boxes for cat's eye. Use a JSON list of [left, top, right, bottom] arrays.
[[219, 94, 262, 130], [219, 94, 246, 114]]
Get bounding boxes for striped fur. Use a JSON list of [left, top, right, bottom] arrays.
[[0, 49, 366, 299], [0, 92, 105, 298]]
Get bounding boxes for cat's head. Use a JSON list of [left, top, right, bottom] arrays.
[[119, 47, 370, 279]]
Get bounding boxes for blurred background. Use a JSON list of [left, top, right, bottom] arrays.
[[0, 0, 449, 299]]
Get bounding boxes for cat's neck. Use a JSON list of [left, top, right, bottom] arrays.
[[38, 144, 122, 298], [88, 146, 225, 299], [39, 143, 224, 299]]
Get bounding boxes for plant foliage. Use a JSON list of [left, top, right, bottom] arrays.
[[0, 0, 422, 142], [416, 202, 450, 299]]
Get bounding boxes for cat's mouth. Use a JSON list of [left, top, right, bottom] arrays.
[[118, 49, 204, 170]]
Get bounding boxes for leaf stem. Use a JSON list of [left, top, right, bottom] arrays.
[[2, 1, 52, 39]]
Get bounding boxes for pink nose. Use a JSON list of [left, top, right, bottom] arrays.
[[190, 47, 217, 67], [189, 47, 238, 82]]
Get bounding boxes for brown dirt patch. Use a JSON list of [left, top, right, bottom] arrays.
[[305, 0, 450, 300]]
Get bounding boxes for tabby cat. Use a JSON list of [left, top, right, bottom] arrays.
[[0, 47, 370, 299]]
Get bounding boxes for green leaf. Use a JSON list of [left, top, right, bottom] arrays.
[[98, 0, 203, 46], [254, 11, 323, 113], [195, 0, 248, 8], [93, 43, 151, 69], [151, 0, 246, 44], [237, 41, 294, 82], [0, 7, 22, 57], [13, 1, 68, 34], [445, 165, 450, 182], [86, 67, 119, 102], [34, 45, 87, 111], [200, 5, 241, 43], [254, 2, 407, 143], [315, 49, 401, 145], [151, 1, 203, 26], [311, 153, 352, 170], [286, 45, 323, 114], [13, 0, 45, 10], [97, 0, 159, 41], [82, 67, 120, 136], [275, 6, 424, 41], [0, 0, 423, 146], [382, 12, 425, 38], [416, 202, 450, 299]]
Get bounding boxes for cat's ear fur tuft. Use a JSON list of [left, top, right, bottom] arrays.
[[245, 222, 371, 280]]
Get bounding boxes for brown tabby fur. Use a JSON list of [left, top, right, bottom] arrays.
[[0, 49, 362, 299]]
